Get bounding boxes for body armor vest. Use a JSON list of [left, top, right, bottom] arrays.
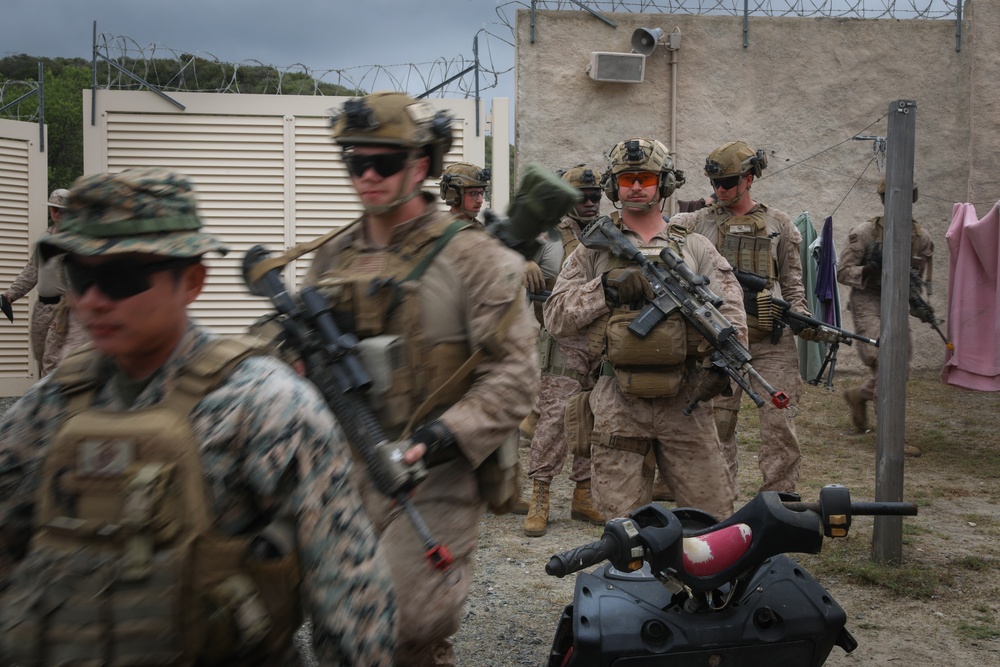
[[711, 204, 777, 340], [314, 217, 474, 434], [0, 337, 301, 666], [587, 223, 700, 397], [863, 216, 930, 290], [536, 219, 588, 382]]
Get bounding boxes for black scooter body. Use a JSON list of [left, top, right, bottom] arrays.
[[549, 555, 854, 667]]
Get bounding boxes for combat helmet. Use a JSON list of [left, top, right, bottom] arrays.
[[439, 162, 491, 206], [330, 91, 454, 177], [704, 140, 768, 180], [561, 164, 601, 190], [877, 176, 919, 203], [602, 138, 685, 202]]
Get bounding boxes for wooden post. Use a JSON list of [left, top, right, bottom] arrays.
[[872, 99, 916, 564]]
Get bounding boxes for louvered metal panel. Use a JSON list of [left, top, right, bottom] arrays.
[[0, 119, 48, 395], [83, 90, 498, 337]]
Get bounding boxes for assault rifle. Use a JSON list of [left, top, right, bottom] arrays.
[[578, 216, 789, 414], [734, 269, 878, 390], [242, 245, 454, 572], [909, 268, 953, 350], [734, 269, 878, 348]]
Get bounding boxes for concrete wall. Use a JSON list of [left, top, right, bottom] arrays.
[[516, 5, 991, 372]]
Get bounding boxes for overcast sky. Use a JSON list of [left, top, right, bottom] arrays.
[[2, 0, 517, 108]]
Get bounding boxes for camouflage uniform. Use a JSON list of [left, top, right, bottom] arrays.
[[544, 217, 742, 520], [836, 216, 934, 405], [0, 325, 395, 666], [4, 241, 88, 376], [306, 194, 537, 666], [670, 202, 806, 494], [528, 216, 593, 487], [0, 168, 394, 666]]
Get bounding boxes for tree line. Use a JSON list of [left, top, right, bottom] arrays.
[[1, 54, 507, 198]]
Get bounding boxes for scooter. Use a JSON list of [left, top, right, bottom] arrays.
[[545, 485, 917, 667]]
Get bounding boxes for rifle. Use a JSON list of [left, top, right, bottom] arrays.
[[734, 269, 879, 348], [578, 216, 789, 415], [242, 245, 454, 572], [909, 268, 953, 350]]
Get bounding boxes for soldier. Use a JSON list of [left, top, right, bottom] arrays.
[[0, 169, 395, 666], [439, 161, 490, 223], [522, 164, 604, 537], [671, 140, 808, 495], [837, 177, 932, 455], [545, 138, 742, 521], [310, 92, 538, 666], [2, 188, 89, 375]]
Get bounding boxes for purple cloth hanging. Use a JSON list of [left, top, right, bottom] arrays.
[[814, 215, 840, 326]]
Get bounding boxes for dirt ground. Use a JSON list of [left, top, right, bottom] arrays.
[[454, 368, 1000, 666]]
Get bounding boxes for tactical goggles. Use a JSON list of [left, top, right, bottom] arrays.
[[65, 256, 198, 301], [617, 172, 659, 189], [711, 175, 742, 190], [344, 151, 409, 178], [581, 192, 603, 203]]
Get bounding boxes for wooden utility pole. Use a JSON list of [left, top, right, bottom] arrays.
[[872, 99, 916, 564]]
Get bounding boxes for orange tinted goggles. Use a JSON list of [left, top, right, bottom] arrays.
[[616, 172, 659, 189]]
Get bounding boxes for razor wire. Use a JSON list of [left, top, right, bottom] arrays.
[[0, 0, 962, 120], [497, 1, 960, 20], [0, 79, 41, 121]]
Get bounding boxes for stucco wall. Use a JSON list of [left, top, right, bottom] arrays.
[[516, 7, 987, 372]]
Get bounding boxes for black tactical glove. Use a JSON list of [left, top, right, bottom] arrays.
[[602, 268, 654, 307], [411, 420, 458, 467], [0, 294, 12, 323]]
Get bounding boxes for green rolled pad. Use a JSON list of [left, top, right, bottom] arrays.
[[505, 163, 583, 243]]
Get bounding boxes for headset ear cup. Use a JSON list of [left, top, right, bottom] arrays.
[[753, 150, 768, 177], [659, 172, 676, 199], [602, 171, 619, 203]]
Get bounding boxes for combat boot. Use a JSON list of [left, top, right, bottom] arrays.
[[509, 492, 530, 515], [570, 480, 604, 524], [904, 443, 922, 457], [843, 388, 869, 432], [524, 480, 550, 537]]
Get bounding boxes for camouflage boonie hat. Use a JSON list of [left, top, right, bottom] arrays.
[[39, 169, 227, 259], [47, 188, 69, 209]]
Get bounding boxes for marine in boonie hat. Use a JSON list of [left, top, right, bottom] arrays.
[[39, 168, 228, 259], [47, 188, 70, 209]]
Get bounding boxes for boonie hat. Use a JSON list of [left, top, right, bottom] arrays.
[[39, 168, 228, 259], [47, 188, 70, 209]]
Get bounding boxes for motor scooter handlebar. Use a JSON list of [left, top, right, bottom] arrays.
[[546, 486, 918, 587]]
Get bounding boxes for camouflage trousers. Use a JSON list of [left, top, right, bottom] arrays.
[[715, 332, 803, 494], [527, 374, 590, 484], [354, 457, 481, 667], [847, 291, 912, 403], [588, 376, 735, 521], [30, 300, 89, 377]]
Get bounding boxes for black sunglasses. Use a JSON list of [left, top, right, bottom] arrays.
[[344, 151, 409, 178], [711, 175, 742, 190], [64, 257, 197, 301], [581, 192, 602, 203]]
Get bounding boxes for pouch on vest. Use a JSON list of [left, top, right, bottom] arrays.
[[0, 338, 302, 666], [605, 309, 688, 367], [564, 389, 595, 458], [613, 365, 684, 398], [476, 430, 521, 514]]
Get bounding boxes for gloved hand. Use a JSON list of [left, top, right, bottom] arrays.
[[693, 364, 732, 403], [797, 326, 839, 344], [602, 268, 654, 307], [406, 420, 457, 467], [0, 294, 12, 323], [522, 261, 546, 293]]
